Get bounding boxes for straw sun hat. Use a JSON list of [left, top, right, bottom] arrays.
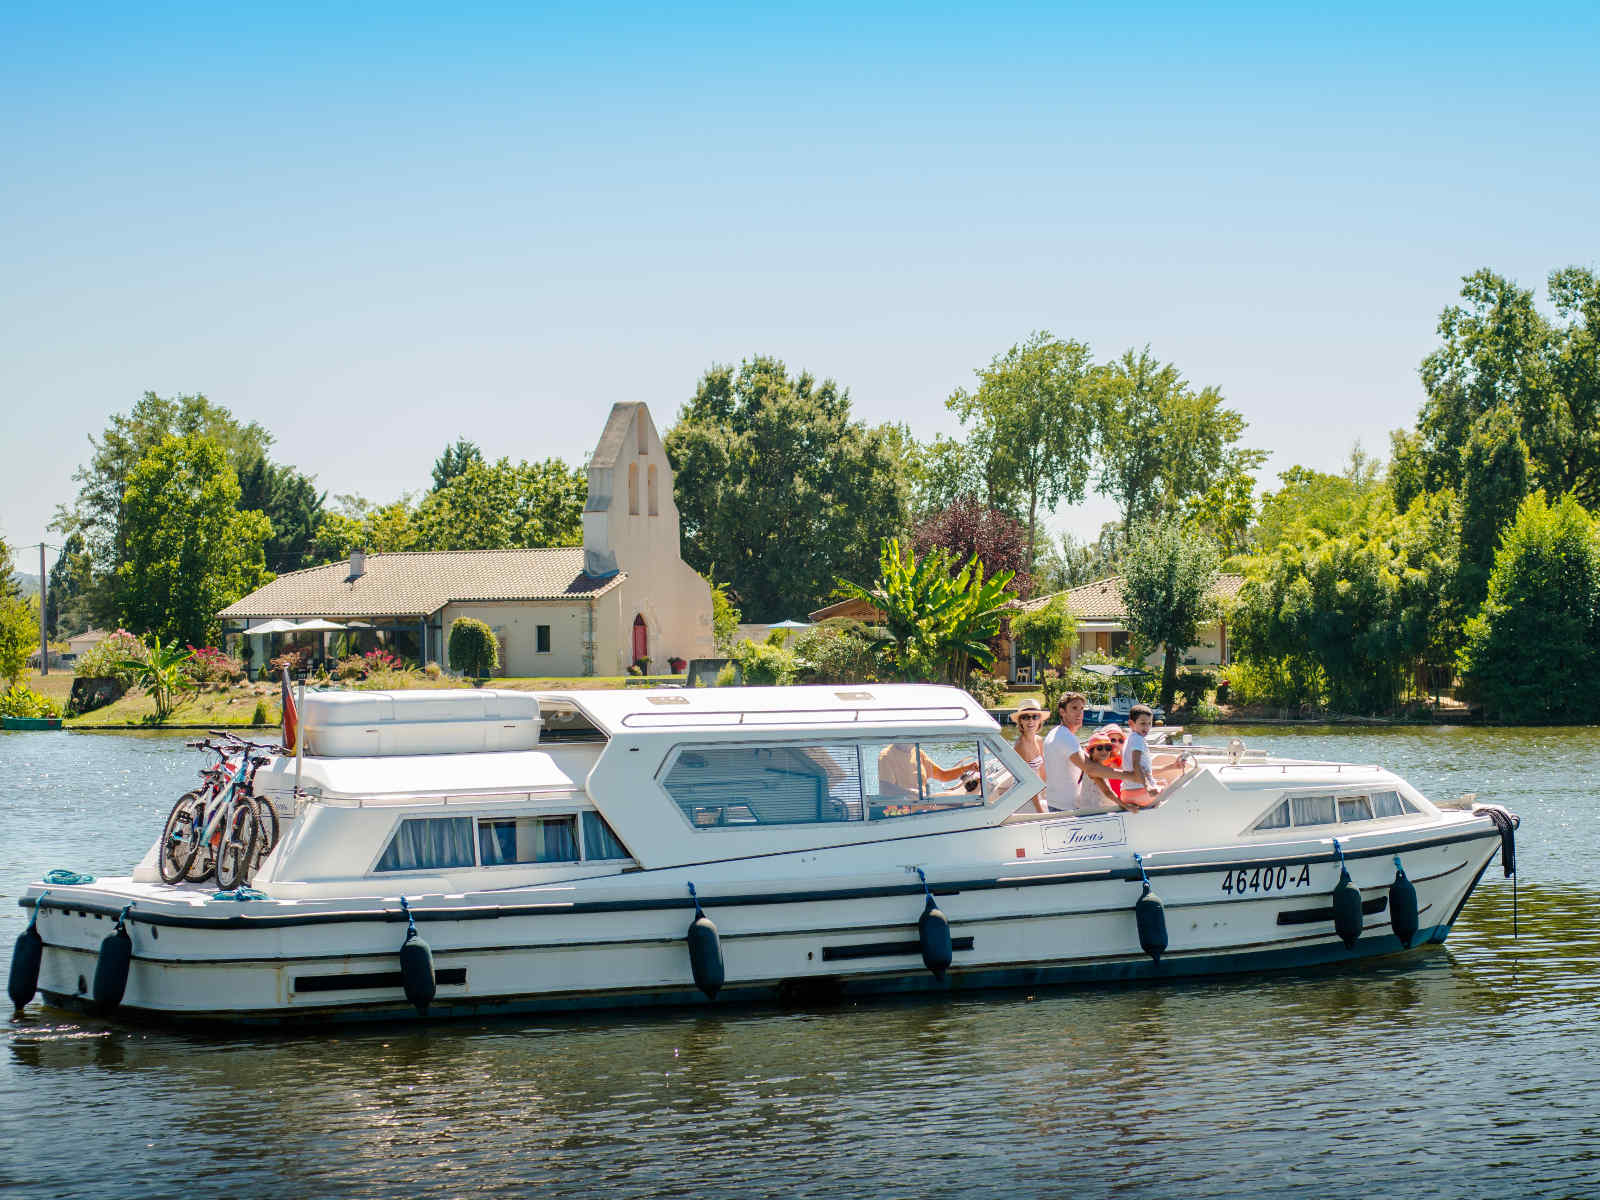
[[1010, 698, 1045, 723]]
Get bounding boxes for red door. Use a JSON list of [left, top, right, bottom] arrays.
[[631, 615, 648, 664]]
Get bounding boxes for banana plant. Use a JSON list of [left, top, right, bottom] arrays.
[[116, 638, 195, 722], [839, 538, 1017, 682]]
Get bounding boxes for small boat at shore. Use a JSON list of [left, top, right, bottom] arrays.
[[10, 684, 1517, 1026]]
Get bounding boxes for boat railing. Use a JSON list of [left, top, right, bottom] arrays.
[[618, 704, 972, 730]]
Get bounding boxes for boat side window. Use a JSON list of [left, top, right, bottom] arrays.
[[1254, 800, 1291, 830], [582, 811, 633, 859], [1337, 794, 1374, 823], [478, 816, 578, 866], [375, 817, 475, 872], [1290, 795, 1337, 827], [980, 740, 1020, 802], [864, 739, 986, 819], [661, 743, 865, 827], [1370, 790, 1417, 818]]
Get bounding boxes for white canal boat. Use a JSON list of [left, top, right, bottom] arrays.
[[10, 685, 1517, 1025]]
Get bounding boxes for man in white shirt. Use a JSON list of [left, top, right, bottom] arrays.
[[1041, 693, 1140, 812]]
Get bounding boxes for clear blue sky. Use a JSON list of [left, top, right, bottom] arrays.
[[4, 1, 1597, 569]]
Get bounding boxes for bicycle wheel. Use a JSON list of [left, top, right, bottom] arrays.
[[159, 791, 203, 884], [215, 799, 261, 890], [185, 800, 220, 882], [252, 794, 280, 857]]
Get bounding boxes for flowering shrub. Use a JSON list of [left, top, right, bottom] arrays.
[[270, 648, 311, 676], [335, 648, 405, 680], [185, 644, 244, 685], [74, 630, 148, 686]]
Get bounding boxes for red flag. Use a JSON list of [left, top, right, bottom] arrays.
[[281, 667, 298, 754]]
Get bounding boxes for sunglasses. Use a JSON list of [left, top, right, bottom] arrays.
[[1017, 712, 1042, 720]]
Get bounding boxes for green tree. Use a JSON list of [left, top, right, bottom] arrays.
[[0, 594, 32, 684], [1459, 492, 1600, 722], [448, 617, 500, 679], [1453, 405, 1532, 619], [0, 534, 19, 602], [703, 570, 741, 653], [666, 356, 910, 621], [1010, 596, 1077, 672], [1253, 450, 1391, 554], [947, 332, 1099, 568], [431, 437, 485, 491], [115, 435, 274, 646], [1409, 268, 1600, 509], [1118, 521, 1220, 710], [1093, 349, 1261, 535], [1034, 526, 1124, 592], [55, 392, 270, 576], [311, 494, 421, 562], [45, 531, 93, 638], [238, 458, 326, 574], [413, 457, 585, 551]]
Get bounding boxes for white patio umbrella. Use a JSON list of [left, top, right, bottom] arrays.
[[284, 619, 346, 632], [245, 619, 298, 634], [769, 619, 812, 630]]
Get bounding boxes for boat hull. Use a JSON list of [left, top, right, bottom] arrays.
[[21, 822, 1506, 1027]]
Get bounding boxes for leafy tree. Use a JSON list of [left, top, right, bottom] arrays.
[[448, 617, 499, 679], [666, 356, 909, 621], [838, 538, 1016, 682], [1453, 405, 1531, 619], [947, 332, 1099, 568], [1010, 596, 1077, 672], [0, 592, 33, 684], [1409, 268, 1600, 510], [1253, 451, 1391, 554], [1034, 526, 1123, 592], [910, 498, 1033, 596], [54, 392, 270, 581], [702, 570, 741, 653], [1232, 497, 1454, 715], [413, 457, 585, 551], [1459, 492, 1600, 722], [45, 531, 93, 638], [311, 494, 421, 561], [114, 435, 274, 646], [431, 437, 485, 491], [0, 535, 19, 602], [1092, 348, 1261, 534], [1118, 521, 1220, 710], [905, 433, 986, 518], [238, 458, 327, 574]]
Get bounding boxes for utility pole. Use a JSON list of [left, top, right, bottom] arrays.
[[39, 542, 47, 675]]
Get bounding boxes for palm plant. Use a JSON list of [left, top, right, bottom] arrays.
[[838, 538, 1017, 682], [117, 638, 195, 722]]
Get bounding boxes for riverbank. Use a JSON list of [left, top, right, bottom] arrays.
[[22, 670, 683, 729]]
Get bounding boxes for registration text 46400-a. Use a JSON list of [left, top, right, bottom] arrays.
[[1220, 864, 1313, 895]]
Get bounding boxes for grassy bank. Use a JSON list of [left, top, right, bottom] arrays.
[[55, 672, 686, 728]]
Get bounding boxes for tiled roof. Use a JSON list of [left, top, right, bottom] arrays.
[[1019, 573, 1246, 620], [218, 548, 627, 620]]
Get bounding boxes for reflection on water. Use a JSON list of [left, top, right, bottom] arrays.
[[4, 728, 1600, 1197]]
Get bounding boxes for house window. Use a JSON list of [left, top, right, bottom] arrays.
[[628, 463, 639, 515], [647, 463, 658, 516], [536, 624, 551, 653]]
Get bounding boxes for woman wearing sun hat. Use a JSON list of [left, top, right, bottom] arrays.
[[1010, 698, 1048, 810], [1076, 730, 1124, 812]]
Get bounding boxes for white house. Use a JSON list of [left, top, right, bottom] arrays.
[[219, 404, 714, 676]]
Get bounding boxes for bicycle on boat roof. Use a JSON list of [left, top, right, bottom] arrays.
[[158, 730, 285, 889]]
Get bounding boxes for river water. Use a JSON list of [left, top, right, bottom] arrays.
[[0, 724, 1594, 1199]]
